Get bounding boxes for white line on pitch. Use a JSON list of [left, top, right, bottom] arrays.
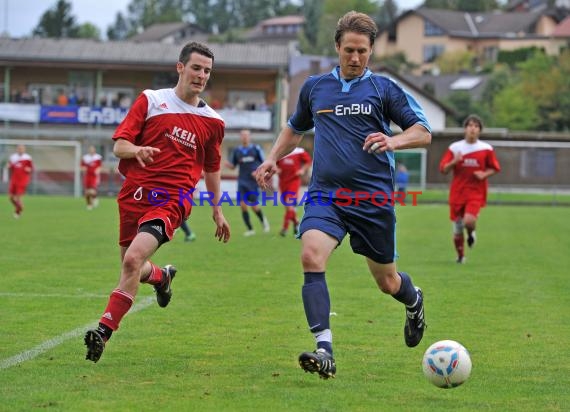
[[0, 292, 109, 299], [0, 296, 155, 371]]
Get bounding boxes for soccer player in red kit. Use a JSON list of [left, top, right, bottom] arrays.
[[8, 144, 33, 218], [81, 145, 102, 210], [84, 42, 231, 362], [439, 114, 501, 263], [276, 147, 311, 236]]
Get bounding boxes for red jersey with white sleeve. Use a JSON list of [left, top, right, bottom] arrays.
[[277, 147, 312, 193], [9, 152, 33, 189], [113, 88, 224, 192], [439, 139, 501, 206], [81, 153, 102, 189]]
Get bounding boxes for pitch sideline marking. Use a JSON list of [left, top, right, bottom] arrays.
[[0, 296, 155, 371], [0, 292, 109, 299]]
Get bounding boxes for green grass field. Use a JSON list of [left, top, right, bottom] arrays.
[[1, 196, 569, 411]]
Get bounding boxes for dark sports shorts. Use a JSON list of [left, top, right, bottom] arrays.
[[237, 182, 260, 204], [298, 200, 397, 264]]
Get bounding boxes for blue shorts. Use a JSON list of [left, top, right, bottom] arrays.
[[237, 182, 260, 204], [299, 200, 397, 264]]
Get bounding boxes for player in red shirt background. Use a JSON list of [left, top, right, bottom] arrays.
[[276, 147, 312, 236], [8, 144, 33, 218], [81, 145, 102, 210], [439, 114, 501, 263], [84, 42, 231, 363]]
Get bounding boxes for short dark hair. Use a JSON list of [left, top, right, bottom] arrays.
[[334, 11, 377, 47], [179, 42, 214, 65], [463, 114, 483, 131]]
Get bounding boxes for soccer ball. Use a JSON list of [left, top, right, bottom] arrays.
[[422, 340, 472, 388]]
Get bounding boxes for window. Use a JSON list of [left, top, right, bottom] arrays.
[[98, 87, 135, 108], [423, 45, 445, 63], [424, 20, 445, 36], [68, 71, 95, 105], [483, 46, 498, 63], [227, 90, 267, 111], [153, 72, 178, 89], [28, 83, 68, 105]]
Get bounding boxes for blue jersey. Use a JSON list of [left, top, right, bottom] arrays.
[[289, 67, 431, 201], [231, 144, 265, 187]]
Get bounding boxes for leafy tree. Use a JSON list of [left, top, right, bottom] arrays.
[[107, 12, 132, 40], [108, 0, 298, 39], [236, 0, 299, 28], [127, 0, 184, 31], [497, 46, 544, 69], [493, 84, 539, 130], [32, 0, 79, 38], [517, 50, 570, 131], [299, 0, 323, 52], [445, 91, 476, 126], [480, 64, 510, 110], [423, 0, 499, 11], [375, 0, 399, 31], [76, 23, 101, 40], [299, 0, 378, 55], [434, 50, 476, 74], [374, 51, 419, 73]]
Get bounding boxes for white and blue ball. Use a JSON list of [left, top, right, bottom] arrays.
[[422, 340, 472, 388]]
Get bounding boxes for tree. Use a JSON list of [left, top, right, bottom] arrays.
[[480, 64, 510, 111], [374, 51, 419, 73], [493, 84, 539, 130], [299, 0, 323, 52], [127, 0, 184, 32], [375, 0, 399, 31], [517, 50, 570, 131], [434, 50, 476, 74], [107, 12, 132, 41], [108, 0, 298, 39], [423, 0, 500, 11], [445, 91, 476, 126], [77, 23, 101, 40], [32, 0, 79, 38], [299, 0, 378, 55]]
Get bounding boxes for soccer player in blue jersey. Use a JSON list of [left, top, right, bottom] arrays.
[[255, 11, 431, 379], [226, 129, 270, 236]]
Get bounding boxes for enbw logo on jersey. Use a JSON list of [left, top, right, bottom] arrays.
[[335, 103, 372, 116]]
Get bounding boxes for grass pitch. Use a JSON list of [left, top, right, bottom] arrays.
[[0, 195, 568, 411]]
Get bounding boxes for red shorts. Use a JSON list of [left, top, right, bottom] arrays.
[[449, 201, 483, 221], [279, 182, 301, 205], [117, 181, 191, 247], [84, 176, 100, 190], [9, 182, 28, 196]]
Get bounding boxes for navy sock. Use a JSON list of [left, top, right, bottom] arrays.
[[242, 211, 253, 230], [392, 272, 419, 308], [302, 272, 330, 332], [317, 341, 333, 354], [302, 272, 332, 353], [254, 209, 265, 223]]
